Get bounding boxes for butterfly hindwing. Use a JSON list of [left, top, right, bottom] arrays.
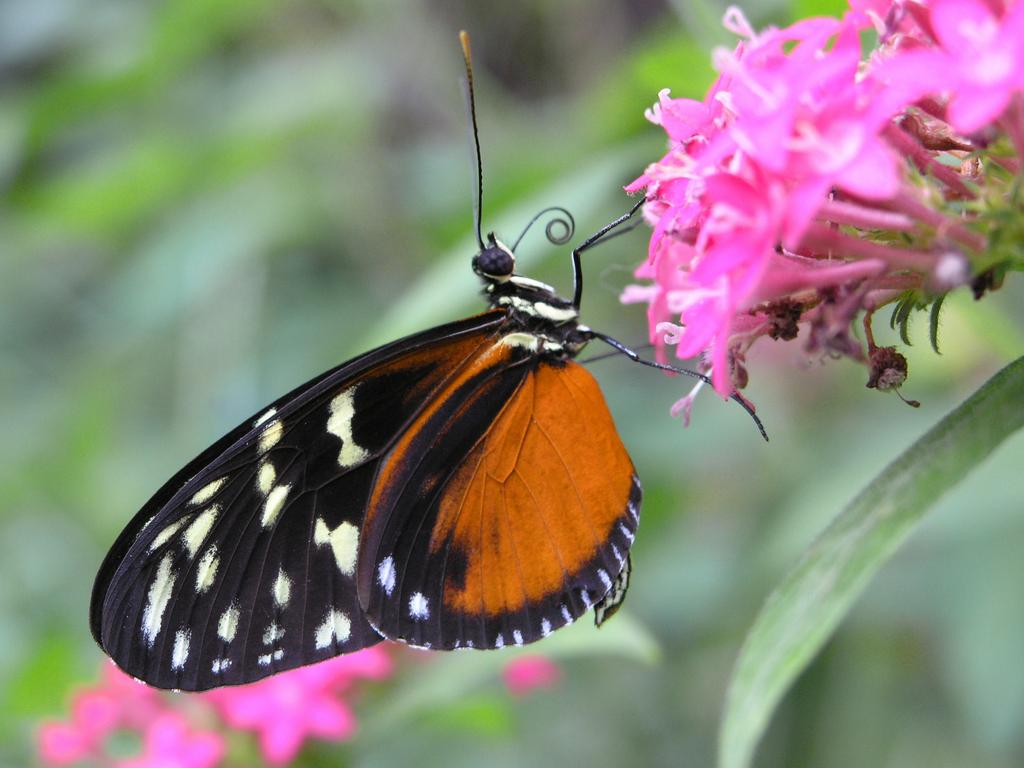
[[91, 311, 506, 689], [356, 354, 641, 650]]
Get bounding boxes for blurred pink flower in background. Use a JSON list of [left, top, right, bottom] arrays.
[[625, 0, 1024, 414], [115, 713, 223, 768], [38, 663, 167, 766], [204, 648, 392, 765], [38, 649, 393, 767], [502, 656, 562, 696], [37, 722, 93, 766]]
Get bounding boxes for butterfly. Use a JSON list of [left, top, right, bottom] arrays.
[[90, 33, 764, 691]]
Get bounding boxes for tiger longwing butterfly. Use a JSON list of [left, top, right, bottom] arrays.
[[90, 32, 764, 691]]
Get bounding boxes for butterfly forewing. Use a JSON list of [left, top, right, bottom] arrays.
[[356, 355, 641, 650], [91, 312, 506, 689]]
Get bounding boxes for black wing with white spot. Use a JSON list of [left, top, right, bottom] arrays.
[[91, 311, 505, 690]]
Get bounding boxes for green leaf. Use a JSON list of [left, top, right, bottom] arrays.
[[718, 355, 1024, 768], [3, 633, 78, 717]]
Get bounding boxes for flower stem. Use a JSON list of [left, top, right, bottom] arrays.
[[801, 225, 938, 272], [884, 192, 987, 252], [817, 198, 915, 232]]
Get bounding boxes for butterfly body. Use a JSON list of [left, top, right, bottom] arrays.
[[91, 236, 641, 690]]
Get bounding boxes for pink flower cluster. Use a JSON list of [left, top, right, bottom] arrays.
[[204, 649, 391, 765], [37, 649, 392, 767], [502, 655, 563, 696], [624, 0, 1024, 411], [37, 649, 563, 766]]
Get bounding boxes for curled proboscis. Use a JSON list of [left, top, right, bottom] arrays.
[[511, 206, 576, 251]]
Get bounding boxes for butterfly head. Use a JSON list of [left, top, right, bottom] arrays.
[[472, 233, 516, 283]]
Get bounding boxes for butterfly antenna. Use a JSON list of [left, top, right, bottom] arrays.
[[460, 31, 486, 251]]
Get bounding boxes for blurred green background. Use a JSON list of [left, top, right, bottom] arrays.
[[4, 0, 1024, 765]]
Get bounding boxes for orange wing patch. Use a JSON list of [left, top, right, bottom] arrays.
[[438, 362, 635, 619], [357, 350, 640, 650]]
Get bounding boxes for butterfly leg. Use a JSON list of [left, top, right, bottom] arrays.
[[587, 331, 769, 441]]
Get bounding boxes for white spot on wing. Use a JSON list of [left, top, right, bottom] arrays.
[[627, 501, 639, 522], [149, 518, 189, 551], [262, 623, 285, 645], [258, 649, 284, 666], [257, 462, 276, 495], [408, 592, 429, 620], [141, 555, 176, 647], [258, 420, 284, 452], [182, 506, 219, 557], [598, 569, 612, 591], [513, 629, 523, 646], [618, 522, 635, 542], [541, 619, 552, 637], [612, 545, 624, 565], [313, 518, 359, 576], [254, 408, 277, 427], [327, 388, 370, 468], [377, 556, 396, 596], [190, 478, 226, 506], [194, 546, 219, 593], [211, 658, 231, 674], [171, 629, 190, 670], [261, 484, 291, 528], [135, 515, 157, 543], [560, 605, 572, 625], [272, 568, 291, 607], [315, 610, 352, 649], [218, 604, 239, 643], [495, 634, 505, 649]]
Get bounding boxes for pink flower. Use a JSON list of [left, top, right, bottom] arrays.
[[95, 662, 166, 727], [503, 656, 562, 696], [871, 0, 1024, 133], [38, 722, 93, 766], [203, 648, 392, 765], [673, 170, 782, 392], [116, 714, 224, 768], [37, 663, 169, 766], [624, 2, 1020, 411], [930, 0, 1024, 132]]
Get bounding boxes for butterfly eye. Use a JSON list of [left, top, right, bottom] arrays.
[[472, 239, 515, 279]]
